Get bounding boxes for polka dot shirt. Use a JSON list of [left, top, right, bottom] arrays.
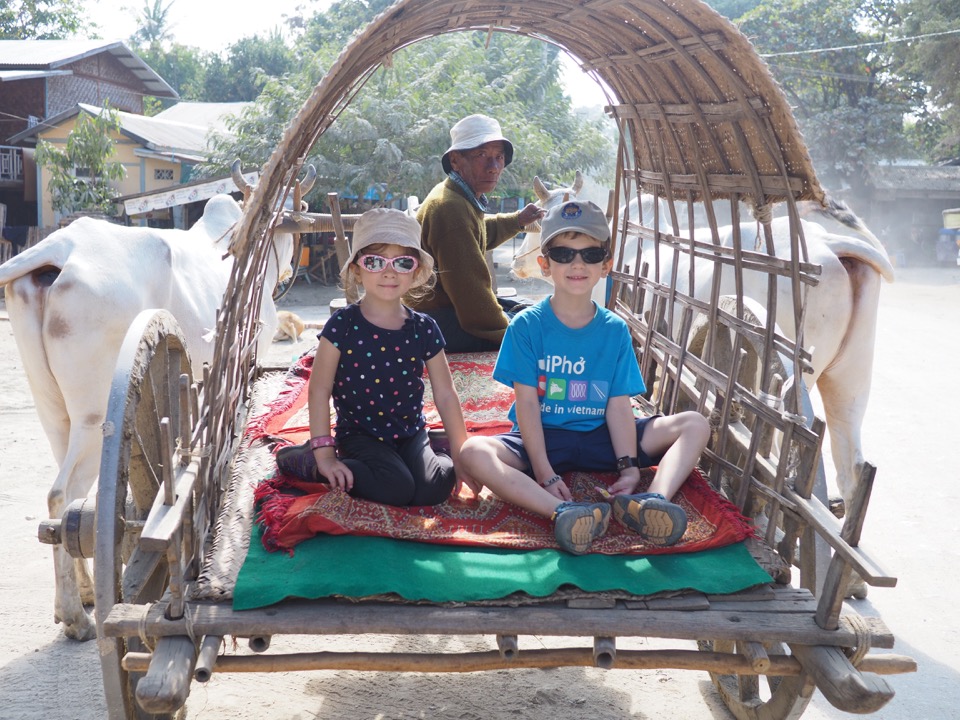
[[320, 303, 445, 445]]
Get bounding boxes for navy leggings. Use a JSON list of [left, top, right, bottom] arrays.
[[335, 427, 455, 506]]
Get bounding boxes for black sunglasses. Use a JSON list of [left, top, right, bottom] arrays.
[[544, 246, 609, 264]]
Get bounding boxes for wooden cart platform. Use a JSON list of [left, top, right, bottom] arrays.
[[38, 0, 917, 717]]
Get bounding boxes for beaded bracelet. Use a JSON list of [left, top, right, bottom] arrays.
[[541, 474, 562, 488], [309, 435, 336, 449]]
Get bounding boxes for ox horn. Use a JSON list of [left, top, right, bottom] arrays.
[[571, 170, 584, 195], [298, 164, 317, 195], [231, 159, 254, 202], [533, 176, 550, 202]]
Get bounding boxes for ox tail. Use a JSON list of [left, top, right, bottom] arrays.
[[803, 195, 893, 271], [820, 236, 895, 284], [0, 235, 71, 286]]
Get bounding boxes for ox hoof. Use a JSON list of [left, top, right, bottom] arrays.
[[829, 496, 845, 519], [57, 612, 97, 642]]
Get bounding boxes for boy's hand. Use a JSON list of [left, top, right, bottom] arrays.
[[539, 473, 572, 501], [608, 468, 642, 496], [316, 456, 354, 492]]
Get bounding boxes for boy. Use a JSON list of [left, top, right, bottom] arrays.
[[458, 200, 710, 554]]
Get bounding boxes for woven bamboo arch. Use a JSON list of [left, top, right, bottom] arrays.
[[201, 0, 827, 506]]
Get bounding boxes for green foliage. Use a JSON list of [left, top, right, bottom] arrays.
[[34, 106, 127, 215], [131, 0, 174, 46], [136, 42, 211, 102], [705, 0, 762, 21], [203, 22, 614, 208], [740, 0, 915, 186], [893, 0, 960, 161], [299, 0, 396, 49], [202, 32, 296, 101], [0, 0, 87, 38]]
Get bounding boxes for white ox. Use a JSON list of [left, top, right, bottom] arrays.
[[0, 182, 307, 641], [512, 176, 895, 520]]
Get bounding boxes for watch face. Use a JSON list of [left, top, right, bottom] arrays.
[[617, 456, 637, 471]]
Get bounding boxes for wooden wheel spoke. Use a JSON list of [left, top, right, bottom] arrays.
[[699, 638, 813, 720], [96, 310, 193, 720], [130, 427, 162, 511]]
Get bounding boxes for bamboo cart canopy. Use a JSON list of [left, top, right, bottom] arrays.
[[94, 5, 918, 716], [206, 0, 829, 500], [234, 0, 824, 257]]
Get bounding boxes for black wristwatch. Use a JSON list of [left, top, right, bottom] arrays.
[[616, 455, 639, 472]]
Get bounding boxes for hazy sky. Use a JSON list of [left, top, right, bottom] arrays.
[[85, 0, 607, 108]]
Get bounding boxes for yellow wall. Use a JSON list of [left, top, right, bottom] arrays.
[[35, 112, 182, 227]]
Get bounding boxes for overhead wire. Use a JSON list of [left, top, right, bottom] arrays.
[[758, 26, 960, 58]]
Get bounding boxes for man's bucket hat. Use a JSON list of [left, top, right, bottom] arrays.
[[441, 114, 514, 174]]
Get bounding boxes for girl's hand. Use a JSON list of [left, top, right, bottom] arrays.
[[456, 472, 482, 498], [316, 456, 354, 492]]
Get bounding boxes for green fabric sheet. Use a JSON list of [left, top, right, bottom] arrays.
[[233, 527, 772, 610]]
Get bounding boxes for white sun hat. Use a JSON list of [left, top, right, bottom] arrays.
[[343, 208, 435, 276], [441, 114, 515, 174]]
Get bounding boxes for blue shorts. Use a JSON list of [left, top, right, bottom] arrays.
[[496, 416, 662, 475]]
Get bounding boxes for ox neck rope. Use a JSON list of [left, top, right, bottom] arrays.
[[448, 171, 492, 213]]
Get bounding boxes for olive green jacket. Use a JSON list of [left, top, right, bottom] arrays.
[[409, 178, 524, 344]]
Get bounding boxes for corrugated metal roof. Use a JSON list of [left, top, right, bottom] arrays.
[[9, 102, 236, 156], [0, 40, 176, 98], [0, 69, 72, 81], [867, 165, 960, 192], [153, 102, 250, 134], [80, 103, 232, 156]]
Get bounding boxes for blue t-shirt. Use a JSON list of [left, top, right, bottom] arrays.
[[320, 303, 445, 444], [493, 297, 646, 432]]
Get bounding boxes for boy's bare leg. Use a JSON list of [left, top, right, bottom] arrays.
[[459, 436, 559, 518], [459, 436, 611, 554], [609, 411, 709, 546], [641, 411, 711, 500]]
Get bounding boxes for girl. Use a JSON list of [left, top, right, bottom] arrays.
[[276, 208, 468, 506]]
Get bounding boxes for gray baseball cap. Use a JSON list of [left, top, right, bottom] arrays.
[[539, 200, 610, 250]]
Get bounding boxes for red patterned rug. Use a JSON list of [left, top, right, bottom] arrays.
[[247, 351, 515, 444], [249, 351, 755, 556]]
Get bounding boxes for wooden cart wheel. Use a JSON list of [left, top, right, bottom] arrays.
[[698, 639, 815, 720], [95, 309, 192, 720]]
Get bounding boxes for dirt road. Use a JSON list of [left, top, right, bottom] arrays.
[[1, 264, 958, 719]]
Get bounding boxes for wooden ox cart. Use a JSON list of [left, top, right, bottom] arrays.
[[43, 0, 916, 717]]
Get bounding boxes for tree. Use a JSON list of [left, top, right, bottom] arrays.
[[204, 12, 614, 209], [705, 0, 762, 21], [893, 0, 960, 161], [202, 32, 295, 102], [131, 0, 175, 47], [0, 0, 88, 39], [135, 42, 210, 104], [738, 0, 915, 191], [34, 106, 127, 216]]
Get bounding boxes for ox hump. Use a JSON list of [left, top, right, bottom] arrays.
[[192, 194, 242, 248]]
